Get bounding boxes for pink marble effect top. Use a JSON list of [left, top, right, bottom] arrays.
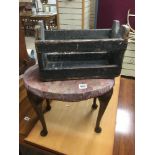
[[23, 65, 114, 102]]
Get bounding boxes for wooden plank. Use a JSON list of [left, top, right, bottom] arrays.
[[84, 13, 90, 19], [85, 16, 90, 21], [59, 0, 82, 2], [59, 8, 82, 14], [90, 5, 96, 9], [123, 57, 135, 65], [113, 78, 135, 154], [124, 50, 135, 57], [94, 0, 99, 28], [25, 77, 121, 155], [19, 78, 27, 103], [59, 2, 82, 9], [85, 0, 90, 7], [60, 24, 81, 29], [85, 8, 90, 12], [122, 42, 135, 77], [122, 63, 135, 70], [85, 10, 90, 17], [56, 0, 60, 29], [85, 6, 90, 13], [90, 20, 95, 25], [84, 0, 90, 29], [90, 12, 95, 17], [59, 19, 82, 26], [19, 77, 24, 88], [36, 40, 127, 53], [90, 14, 95, 17], [121, 69, 135, 77], [89, 0, 96, 29], [84, 19, 90, 29], [90, 20, 94, 23], [57, 0, 83, 29], [19, 88, 27, 103], [82, 0, 85, 29], [85, 20, 89, 27], [59, 14, 82, 20], [90, 19, 95, 22], [44, 29, 111, 40], [127, 43, 135, 50], [90, 20, 95, 23], [85, 22, 89, 27]]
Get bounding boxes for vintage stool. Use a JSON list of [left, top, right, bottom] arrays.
[[23, 65, 114, 136]]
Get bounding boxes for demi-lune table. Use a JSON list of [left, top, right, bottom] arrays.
[[23, 65, 114, 136]]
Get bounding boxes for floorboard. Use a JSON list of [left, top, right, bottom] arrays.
[[113, 77, 135, 155]]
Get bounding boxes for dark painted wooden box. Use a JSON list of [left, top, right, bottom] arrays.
[[35, 20, 129, 81]]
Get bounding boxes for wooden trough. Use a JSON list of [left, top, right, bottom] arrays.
[[35, 20, 129, 81]]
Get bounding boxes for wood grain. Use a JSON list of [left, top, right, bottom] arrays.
[[121, 41, 135, 77], [89, 0, 96, 28], [59, 25, 81, 29], [25, 77, 120, 155], [19, 78, 48, 137], [121, 69, 135, 77], [82, 0, 85, 29], [58, 8, 82, 14], [56, 0, 60, 29], [59, 14, 82, 20], [20, 77, 134, 155], [113, 77, 135, 155], [59, 19, 82, 26], [57, 0, 90, 29], [59, 1, 82, 8]]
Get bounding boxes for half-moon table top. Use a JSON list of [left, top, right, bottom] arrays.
[[23, 65, 114, 102]]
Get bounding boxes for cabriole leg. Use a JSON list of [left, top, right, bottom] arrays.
[[95, 89, 113, 133], [92, 97, 98, 109], [27, 90, 48, 136], [46, 99, 51, 111]]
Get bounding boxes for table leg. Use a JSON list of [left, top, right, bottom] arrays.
[[95, 88, 113, 133], [92, 97, 98, 109], [46, 99, 51, 111], [27, 91, 48, 136]]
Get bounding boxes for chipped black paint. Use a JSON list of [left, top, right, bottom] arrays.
[[35, 20, 129, 81]]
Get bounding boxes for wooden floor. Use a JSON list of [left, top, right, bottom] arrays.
[[113, 77, 135, 155], [20, 77, 135, 155]]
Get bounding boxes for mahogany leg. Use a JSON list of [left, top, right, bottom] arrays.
[[95, 89, 113, 133], [92, 97, 98, 109], [46, 99, 51, 111], [27, 91, 48, 136]]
